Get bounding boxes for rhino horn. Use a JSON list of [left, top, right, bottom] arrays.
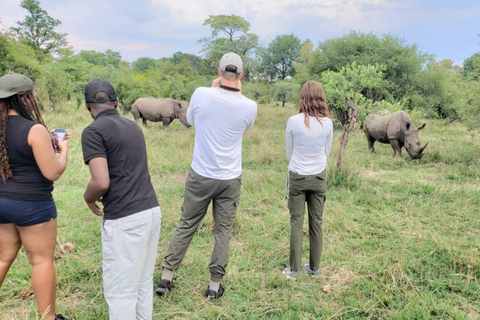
[[419, 143, 428, 153], [417, 123, 426, 130]]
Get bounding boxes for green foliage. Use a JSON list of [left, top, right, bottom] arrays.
[[242, 81, 274, 104], [273, 81, 300, 106], [0, 31, 40, 80], [77, 49, 122, 68], [455, 80, 480, 130], [10, 0, 68, 55], [462, 52, 480, 81], [199, 15, 259, 78], [308, 31, 428, 106], [259, 34, 302, 80], [35, 63, 72, 110], [114, 74, 161, 113], [412, 59, 461, 119], [320, 63, 395, 124], [132, 57, 157, 73]]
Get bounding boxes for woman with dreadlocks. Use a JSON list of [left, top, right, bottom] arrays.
[[282, 80, 333, 280], [0, 73, 69, 320]]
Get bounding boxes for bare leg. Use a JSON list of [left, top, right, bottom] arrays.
[[0, 223, 22, 286], [18, 219, 57, 320], [389, 139, 403, 157]]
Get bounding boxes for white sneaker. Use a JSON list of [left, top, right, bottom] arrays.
[[303, 264, 321, 277], [282, 267, 298, 279]]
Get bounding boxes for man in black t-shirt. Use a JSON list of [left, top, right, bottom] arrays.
[[81, 79, 161, 320]]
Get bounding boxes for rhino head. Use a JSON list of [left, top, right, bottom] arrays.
[[174, 101, 191, 127], [404, 122, 427, 159]]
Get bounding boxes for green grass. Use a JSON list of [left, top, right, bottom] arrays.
[[1, 103, 479, 319]]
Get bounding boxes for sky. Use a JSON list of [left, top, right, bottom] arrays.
[[0, 0, 479, 65]]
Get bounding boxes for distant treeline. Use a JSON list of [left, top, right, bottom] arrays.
[[1, 1, 479, 129]]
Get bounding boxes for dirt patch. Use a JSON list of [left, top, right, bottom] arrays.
[[321, 267, 358, 293], [170, 173, 187, 184]]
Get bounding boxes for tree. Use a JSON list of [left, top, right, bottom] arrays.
[[307, 31, 428, 106], [273, 81, 300, 106], [463, 53, 480, 81], [10, 0, 68, 55], [199, 15, 259, 77], [132, 57, 157, 73], [259, 34, 302, 81], [0, 31, 40, 79], [320, 63, 399, 169]]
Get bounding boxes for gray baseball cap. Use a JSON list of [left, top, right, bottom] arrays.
[[219, 52, 243, 73], [0, 73, 34, 99]]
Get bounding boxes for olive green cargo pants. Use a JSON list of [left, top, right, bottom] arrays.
[[288, 169, 327, 272], [161, 168, 241, 282]]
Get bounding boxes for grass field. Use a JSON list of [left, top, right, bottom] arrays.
[[0, 103, 479, 319]]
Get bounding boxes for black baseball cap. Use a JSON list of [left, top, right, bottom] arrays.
[[85, 79, 117, 103]]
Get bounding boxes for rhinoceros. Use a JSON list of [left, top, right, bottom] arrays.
[[363, 110, 427, 160], [131, 97, 191, 128]]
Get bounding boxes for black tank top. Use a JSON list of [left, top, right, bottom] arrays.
[[0, 115, 54, 201]]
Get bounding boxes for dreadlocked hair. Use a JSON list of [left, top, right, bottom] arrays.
[[0, 91, 47, 183], [299, 81, 331, 129]]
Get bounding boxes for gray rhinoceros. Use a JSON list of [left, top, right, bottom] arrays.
[[363, 110, 427, 159], [131, 97, 191, 128]]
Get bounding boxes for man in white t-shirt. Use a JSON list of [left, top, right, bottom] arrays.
[[156, 52, 257, 299]]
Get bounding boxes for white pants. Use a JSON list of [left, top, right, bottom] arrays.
[[101, 207, 161, 320]]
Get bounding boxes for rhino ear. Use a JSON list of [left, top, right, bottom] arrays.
[[406, 122, 411, 130], [417, 123, 426, 130]]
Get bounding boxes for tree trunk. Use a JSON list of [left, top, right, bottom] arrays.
[[336, 99, 359, 170]]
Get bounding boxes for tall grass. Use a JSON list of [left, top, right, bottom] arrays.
[[1, 103, 479, 319]]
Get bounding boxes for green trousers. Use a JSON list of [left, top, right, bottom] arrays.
[[288, 169, 327, 272], [161, 168, 241, 282]]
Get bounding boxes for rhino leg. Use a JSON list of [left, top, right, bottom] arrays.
[[390, 139, 403, 157], [142, 117, 148, 127], [364, 131, 376, 153], [162, 117, 172, 128]]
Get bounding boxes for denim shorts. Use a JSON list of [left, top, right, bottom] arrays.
[[0, 197, 57, 227]]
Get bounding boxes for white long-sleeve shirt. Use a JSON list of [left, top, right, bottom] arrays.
[[187, 87, 257, 180], [286, 114, 333, 175]]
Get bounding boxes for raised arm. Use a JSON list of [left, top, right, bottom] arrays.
[[29, 124, 68, 181]]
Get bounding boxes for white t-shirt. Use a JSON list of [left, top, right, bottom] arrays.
[[187, 87, 257, 180], [286, 114, 333, 175]]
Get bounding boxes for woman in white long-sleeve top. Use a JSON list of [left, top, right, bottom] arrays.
[[283, 81, 333, 279]]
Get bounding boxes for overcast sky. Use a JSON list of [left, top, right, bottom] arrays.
[[1, 0, 479, 65]]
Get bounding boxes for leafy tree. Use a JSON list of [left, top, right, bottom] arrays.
[[308, 31, 428, 106], [456, 80, 480, 130], [273, 81, 300, 106], [114, 74, 161, 113], [105, 49, 122, 68], [259, 34, 301, 81], [132, 57, 157, 73], [292, 40, 314, 86], [199, 15, 259, 77], [78, 50, 107, 66], [0, 31, 40, 79], [242, 81, 274, 104], [412, 59, 461, 119], [10, 0, 68, 55], [462, 52, 480, 81], [320, 63, 399, 169]]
